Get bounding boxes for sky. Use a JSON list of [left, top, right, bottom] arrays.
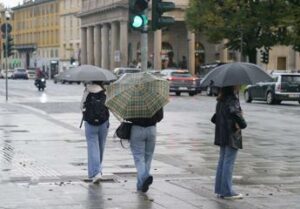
[[1, 0, 23, 8]]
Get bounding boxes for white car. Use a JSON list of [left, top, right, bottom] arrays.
[[1, 69, 14, 79], [114, 67, 141, 78]]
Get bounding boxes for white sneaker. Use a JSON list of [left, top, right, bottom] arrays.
[[223, 193, 243, 200], [92, 173, 103, 184]]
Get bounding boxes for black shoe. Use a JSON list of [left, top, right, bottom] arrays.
[[142, 175, 153, 193]]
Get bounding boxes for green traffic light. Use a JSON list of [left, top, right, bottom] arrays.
[[132, 15, 143, 28], [131, 14, 148, 29]]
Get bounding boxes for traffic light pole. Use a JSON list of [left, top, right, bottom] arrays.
[[5, 21, 8, 101], [140, 9, 148, 72]]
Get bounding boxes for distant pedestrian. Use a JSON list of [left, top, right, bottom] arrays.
[[127, 108, 164, 193], [80, 81, 110, 183], [179, 56, 187, 69], [211, 86, 247, 200]]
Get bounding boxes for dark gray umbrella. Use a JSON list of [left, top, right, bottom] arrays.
[[65, 65, 117, 82], [200, 62, 272, 87]]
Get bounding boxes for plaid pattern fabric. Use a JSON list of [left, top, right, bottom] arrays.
[[106, 72, 169, 119]]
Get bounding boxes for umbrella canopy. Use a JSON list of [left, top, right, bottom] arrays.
[[65, 65, 117, 82], [105, 72, 169, 119], [200, 62, 272, 87]]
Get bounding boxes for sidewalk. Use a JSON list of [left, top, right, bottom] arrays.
[[0, 102, 299, 209]]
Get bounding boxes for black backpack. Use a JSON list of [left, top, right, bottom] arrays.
[[83, 92, 109, 125]]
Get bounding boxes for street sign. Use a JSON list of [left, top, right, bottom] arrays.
[[1, 23, 12, 34]]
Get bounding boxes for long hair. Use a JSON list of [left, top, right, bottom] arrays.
[[217, 86, 235, 101]]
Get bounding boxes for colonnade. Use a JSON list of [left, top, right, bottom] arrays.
[[80, 21, 128, 70]]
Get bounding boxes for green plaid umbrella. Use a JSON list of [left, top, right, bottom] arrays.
[[105, 72, 169, 119]]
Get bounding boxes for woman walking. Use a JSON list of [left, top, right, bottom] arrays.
[[81, 81, 110, 183], [211, 86, 247, 199], [128, 108, 163, 193]]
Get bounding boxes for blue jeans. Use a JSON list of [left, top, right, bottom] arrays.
[[84, 120, 109, 178], [215, 145, 238, 197], [130, 125, 156, 190]]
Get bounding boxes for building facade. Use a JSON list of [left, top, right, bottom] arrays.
[[77, 0, 200, 73], [2, 0, 299, 76], [11, 0, 60, 77], [59, 0, 81, 72], [78, 0, 300, 74]]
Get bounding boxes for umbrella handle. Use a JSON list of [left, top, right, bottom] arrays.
[[79, 116, 84, 128]]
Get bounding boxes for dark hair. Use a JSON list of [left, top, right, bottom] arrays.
[[217, 86, 235, 101], [92, 81, 103, 86]]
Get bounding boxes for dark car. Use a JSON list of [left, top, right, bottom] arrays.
[[12, 68, 29, 79], [244, 73, 300, 105], [160, 69, 201, 96]]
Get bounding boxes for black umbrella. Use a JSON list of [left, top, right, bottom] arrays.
[[200, 62, 272, 87]]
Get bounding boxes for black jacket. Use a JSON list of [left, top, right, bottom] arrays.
[[211, 95, 247, 149], [128, 108, 163, 127]]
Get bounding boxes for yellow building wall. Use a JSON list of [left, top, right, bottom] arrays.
[[12, 1, 59, 48]]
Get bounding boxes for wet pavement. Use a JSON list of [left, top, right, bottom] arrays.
[[0, 80, 300, 208]]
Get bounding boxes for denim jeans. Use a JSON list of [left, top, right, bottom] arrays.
[[84, 120, 109, 178], [130, 125, 156, 190], [215, 145, 238, 197]]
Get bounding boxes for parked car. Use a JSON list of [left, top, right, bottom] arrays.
[[206, 83, 219, 96], [1, 69, 14, 79], [160, 69, 201, 96], [114, 67, 141, 78], [12, 68, 28, 79], [27, 67, 37, 79], [53, 70, 80, 84], [244, 73, 300, 104], [53, 71, 66, 84]]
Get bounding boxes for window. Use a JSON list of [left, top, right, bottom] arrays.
[[282, 75, 300, 83]]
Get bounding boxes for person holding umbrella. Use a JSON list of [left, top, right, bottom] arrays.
[[211, 85, 247, 199], [80, 81, 110, 183], [127, 108, 164, 193], [105, 72, 169, 193]]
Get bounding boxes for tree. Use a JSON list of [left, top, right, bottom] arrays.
[[185, 0, 293, 63], [281, 1, 300, 52]]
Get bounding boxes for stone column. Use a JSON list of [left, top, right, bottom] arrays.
[[288, 47, 296, 71], [87, 26, 94, 65], [101, 23, 109, 69], [188, 31, 195, 75], [94, 25, 101, 67], [154, 30, 162, 70], [296, 52, 300, 71], [80, 27, 87, 65], [110, 21, 119, 70], [120, 21, 128, 67]]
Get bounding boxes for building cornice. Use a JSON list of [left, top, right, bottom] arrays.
[[77, 2, 127, 18], [12, 0, 57, 10]]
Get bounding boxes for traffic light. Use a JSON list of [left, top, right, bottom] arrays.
[[152, 0, 175, 31], [3, 34, 14, 58], [129, 0, 149, 30], [260, 50, 269, 64]]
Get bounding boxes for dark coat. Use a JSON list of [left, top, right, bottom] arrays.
[[211, 95, 247, 149], [128, 108, 163, 127]]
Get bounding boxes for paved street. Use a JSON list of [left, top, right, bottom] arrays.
[[0, 79, 300, 209]]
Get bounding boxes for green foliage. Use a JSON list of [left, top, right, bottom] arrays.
[[185, 0, 300, 60]]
